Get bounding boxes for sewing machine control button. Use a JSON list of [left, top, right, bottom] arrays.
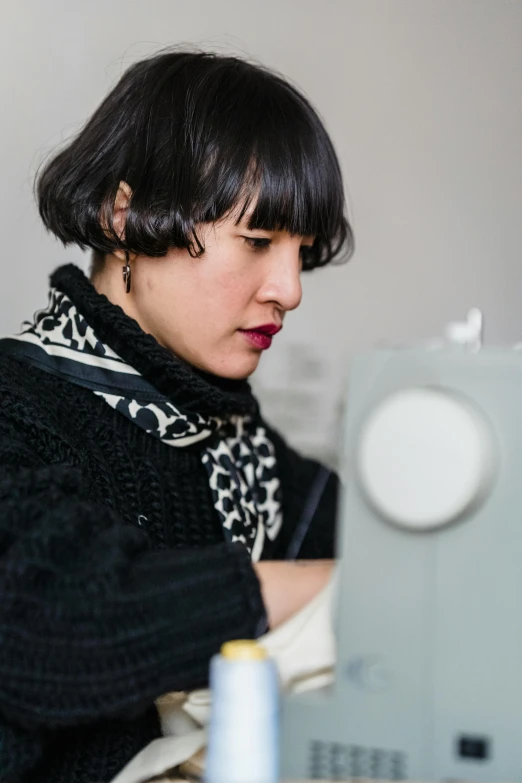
[[356, 387, 495, 531], [345, 655, 392, 692]]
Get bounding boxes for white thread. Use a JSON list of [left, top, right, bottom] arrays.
[[205, 650, 279, 783]]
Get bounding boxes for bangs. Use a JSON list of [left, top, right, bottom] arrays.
[[36, 49, 353, 270], [235, 142, 352, 270], [186, 68, 353, 270]]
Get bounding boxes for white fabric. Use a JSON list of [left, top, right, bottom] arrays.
[[110, 570, 337, 783]]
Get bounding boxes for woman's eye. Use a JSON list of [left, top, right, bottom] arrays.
[[243, 237, 271, 251]]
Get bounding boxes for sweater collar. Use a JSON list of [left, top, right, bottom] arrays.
[[50, 264, 257, 418]]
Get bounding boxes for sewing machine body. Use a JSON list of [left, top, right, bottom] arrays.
[[281, 337, 522, 781]]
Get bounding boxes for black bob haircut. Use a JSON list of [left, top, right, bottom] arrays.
[[37, 48, 354, 272]]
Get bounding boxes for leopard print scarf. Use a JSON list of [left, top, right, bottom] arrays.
[[6, 288, 283, 561]]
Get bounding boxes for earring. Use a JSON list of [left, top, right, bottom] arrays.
[[122, 252, 131, 294]]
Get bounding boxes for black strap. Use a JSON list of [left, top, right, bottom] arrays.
[[0, 338, 167, 401], [285, 464, 332, 560]]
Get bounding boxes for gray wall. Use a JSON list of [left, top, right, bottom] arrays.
[[2, 0, 521, 464]]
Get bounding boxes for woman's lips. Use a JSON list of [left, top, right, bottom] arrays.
[[240, 330, 273, 350], [238, 324, 282, 351]]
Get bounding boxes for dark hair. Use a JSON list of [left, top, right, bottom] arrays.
[[36, 48, 354, 272]]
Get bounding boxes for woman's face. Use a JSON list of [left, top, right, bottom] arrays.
[[107, 207, 313, 380]]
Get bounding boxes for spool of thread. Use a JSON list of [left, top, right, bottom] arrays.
[[205, 639, 279, 783]]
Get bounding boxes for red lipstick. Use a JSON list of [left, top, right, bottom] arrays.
[[239, 323, 282, 351]]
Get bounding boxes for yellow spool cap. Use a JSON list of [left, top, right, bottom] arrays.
[[221, 640, 267, 661]]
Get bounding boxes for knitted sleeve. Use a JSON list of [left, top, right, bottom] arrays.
[[263, 421, 341, 560], [0, 414, 266, 732]]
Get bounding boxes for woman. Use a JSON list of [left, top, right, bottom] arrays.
[[0, 49, 353, 783]]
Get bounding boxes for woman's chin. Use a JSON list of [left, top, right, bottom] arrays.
[[205, 352, 262, 381]]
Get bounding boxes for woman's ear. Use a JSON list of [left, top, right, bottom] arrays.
[[111, 181, 133, 262]]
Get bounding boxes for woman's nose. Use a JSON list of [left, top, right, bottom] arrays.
[[258, 250, 303, 312]]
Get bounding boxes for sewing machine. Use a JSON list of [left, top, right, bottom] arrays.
[[281, 310, 522, 781]]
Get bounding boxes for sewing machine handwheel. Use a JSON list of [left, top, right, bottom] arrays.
[[356, 387, 497, 531]]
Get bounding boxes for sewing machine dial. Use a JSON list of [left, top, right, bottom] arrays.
[[356, 387, 496, 531]]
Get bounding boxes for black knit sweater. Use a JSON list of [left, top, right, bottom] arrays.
[[0, 264, 339, 783]]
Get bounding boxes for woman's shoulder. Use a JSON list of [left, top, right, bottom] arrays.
[[0, 352, 56, 396], [0, 353, 80, 429], [0, 354, 106, 473]]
